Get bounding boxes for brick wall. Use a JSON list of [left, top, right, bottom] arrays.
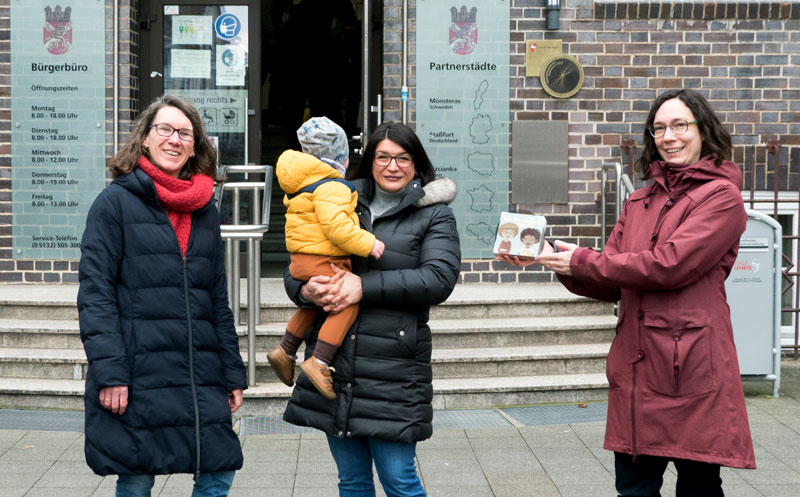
[[385, 0, 800, 283], [0, 0, 139, 283]]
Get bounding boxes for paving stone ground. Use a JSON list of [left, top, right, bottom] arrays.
[[1, 361, 799, 496]]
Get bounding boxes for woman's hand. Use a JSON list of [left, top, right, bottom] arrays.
[[495, 238, 556, 267], [99, 385, 129, 415], [534, 240, 578, 276], [323, 264, 363, 313], [495, 254, 536, 267], [300, 271, 346, 307], [228, 388, 243, 413]]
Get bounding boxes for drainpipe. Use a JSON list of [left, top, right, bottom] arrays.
[[402, 0, 408, 124], [113, 0, 119, 155]]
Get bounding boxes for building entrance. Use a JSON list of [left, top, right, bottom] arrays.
[[140, 0, 382, 275]]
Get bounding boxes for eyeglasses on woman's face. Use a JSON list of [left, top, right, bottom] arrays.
[[649, 119, 697, 139], [149, 123, 195, 142], [374, 152, 414, 168]]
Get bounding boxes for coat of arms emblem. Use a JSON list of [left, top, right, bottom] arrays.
[[449, 6, 478, 55], [43, 5, 72, 55]]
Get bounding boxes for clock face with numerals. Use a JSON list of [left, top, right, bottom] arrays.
[[540, 54, 584, 99]]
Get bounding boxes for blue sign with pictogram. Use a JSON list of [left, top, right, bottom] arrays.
[[215, 13, 241, 40]]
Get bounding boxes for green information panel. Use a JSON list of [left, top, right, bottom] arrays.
[[417, 1, 510, 259], [11, 1, 106, 260]]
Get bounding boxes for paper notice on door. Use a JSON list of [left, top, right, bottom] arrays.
[[170, 49, 211, 79], [172, 16, 212, 46], [216, 46, 246, 86]]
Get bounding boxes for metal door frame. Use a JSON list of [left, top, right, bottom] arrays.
[[359, 0, 383, 152]]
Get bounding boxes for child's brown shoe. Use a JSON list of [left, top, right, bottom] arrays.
[[267, 346, 295, 387], [299, 358, 336, 400]]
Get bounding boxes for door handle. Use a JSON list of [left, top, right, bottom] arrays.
[[351, 134, 363, 156], [370, 94, 383, 126]]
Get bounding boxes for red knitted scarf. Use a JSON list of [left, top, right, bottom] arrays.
[[138, 156, 214, 256]]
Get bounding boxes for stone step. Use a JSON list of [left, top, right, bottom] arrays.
[[0, 348, 87, 380], [430, 314, 617, 347], [0, 373, 609, 415], [0, 343, 610, 383], [431, 373, 610, 410], [0, 319, 83, 349], [0, 314, 617, 351], [431, 343, 610, 378], [0, 283, 614, 322]]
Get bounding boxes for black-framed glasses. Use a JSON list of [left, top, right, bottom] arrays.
[[374, 153, 414, 168], [649, 119, 697, 138], [149, 123, 195, 142]]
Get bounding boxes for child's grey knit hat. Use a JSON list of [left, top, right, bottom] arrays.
[[296, 117, 349, 165]]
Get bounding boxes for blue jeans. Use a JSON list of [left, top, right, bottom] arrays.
[[115, 471, 236, 497], [326, 434, 426, 497]]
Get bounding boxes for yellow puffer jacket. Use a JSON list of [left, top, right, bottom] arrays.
[[277, 150, 375, 257]]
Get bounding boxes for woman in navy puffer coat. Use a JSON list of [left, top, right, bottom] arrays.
[[78, 95, 247, 497]]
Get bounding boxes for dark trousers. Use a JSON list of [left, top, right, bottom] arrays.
[[615, 452, 724, 497]]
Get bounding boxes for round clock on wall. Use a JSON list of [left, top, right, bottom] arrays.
[[540, 54, 584, 99]]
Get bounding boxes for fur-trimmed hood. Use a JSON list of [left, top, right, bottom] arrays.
[[415, 177, 457, 207]]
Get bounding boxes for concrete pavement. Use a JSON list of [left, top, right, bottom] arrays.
[[1, 361, 800, 496]]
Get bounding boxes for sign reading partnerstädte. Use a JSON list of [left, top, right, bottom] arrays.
[[11, 1, 106, 260], [417, 1, 510, 259]]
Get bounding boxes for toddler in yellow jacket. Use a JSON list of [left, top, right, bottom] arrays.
[[268, 117, 384, 400]]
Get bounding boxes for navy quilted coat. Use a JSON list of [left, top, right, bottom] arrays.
[[283, 177, 461, 443], [78, 167, 247, 476]]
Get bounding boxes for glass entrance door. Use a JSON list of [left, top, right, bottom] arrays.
[[141, 1, 260, 166], [141, 0, 381, 275]]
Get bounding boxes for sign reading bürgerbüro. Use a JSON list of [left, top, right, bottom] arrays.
[[11, 2, 106, 260]]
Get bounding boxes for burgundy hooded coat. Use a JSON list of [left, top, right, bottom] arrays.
[[558, 156, 755, 469]]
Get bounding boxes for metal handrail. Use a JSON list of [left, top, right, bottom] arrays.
[[600, 162, 636, 250], [216, 165, 273, 386]]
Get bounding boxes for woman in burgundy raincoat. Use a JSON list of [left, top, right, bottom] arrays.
[[501, 89, 755, 496]]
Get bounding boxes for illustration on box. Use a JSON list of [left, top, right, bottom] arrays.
[[493, 212, 547, 258]]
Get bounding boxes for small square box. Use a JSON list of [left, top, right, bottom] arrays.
[[493, 212, 547, 258]]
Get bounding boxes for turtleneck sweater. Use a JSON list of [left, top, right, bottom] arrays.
[[370, 185, 404, 222]]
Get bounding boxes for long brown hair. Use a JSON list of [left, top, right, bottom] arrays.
[[109, 94, 219, 181], [636, 89, 732, 180]]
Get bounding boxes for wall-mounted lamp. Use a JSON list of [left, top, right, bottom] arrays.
[[546, 0, 561, 30]]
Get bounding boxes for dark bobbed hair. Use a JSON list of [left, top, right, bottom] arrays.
[[109, 94, 220, 181], [520, 227, 541, 242], [636, 89, 732, 180], [348, 123, 436, 186]]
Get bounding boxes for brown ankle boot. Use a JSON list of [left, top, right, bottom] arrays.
[[267, 346, 296, 387], [299, 358, 336, 400]]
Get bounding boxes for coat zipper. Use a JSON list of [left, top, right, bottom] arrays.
[[183, 256, 201, 477], [630, 360, 638, 462], [673, 331, 681, 391], [147, 175, 206, 476]]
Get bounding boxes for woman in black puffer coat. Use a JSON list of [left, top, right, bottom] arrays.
[[282, 123, 461, 497], [78, 95, 246, 497]]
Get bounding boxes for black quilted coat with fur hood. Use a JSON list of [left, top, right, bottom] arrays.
[[283, 176, 461, 443]]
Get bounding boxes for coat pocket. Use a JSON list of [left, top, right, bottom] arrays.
[[396, 323, 418, 359], [642, 310, 713, 397], [605, 311, 625, 390]]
